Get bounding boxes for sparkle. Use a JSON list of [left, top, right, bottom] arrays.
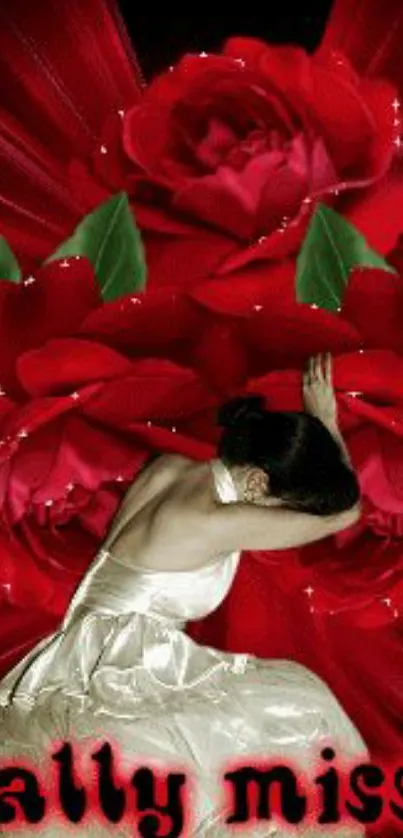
[[303, 196, 312, 205], [346, 391, 363, 398], [171, 426, 177, 433], [304, 586, 314, 597], [74, 256, 81, 261], [66, 483, 75, 492], [17, 429, 28, 439], [130, 297, 142, 305], [394, 610, 399, 618], [382, 598, 392, 607], [333, 189, 340, 196], [23, 276, 36, 286], [147, 421, 153, 427], [199, 51, 208, 58], [117, 109, 125, 117], [258, 236, 267, 244], [310, 304, 319, 310], [359, 349, 364, 354], [394, 136, 402, 148], [394, 118, 400, 127], [0, 387, 6, 397], [336, 306, 341, 312], [60, 259, 70, 268], [116, 475, 124, 483], [234, 58, 246, 67], [44, 499, 54, 507], [70, 392, 80, 401], [253, 304, 263, 312], [393, 98, 400, 112], [100, 145, 108, 154]]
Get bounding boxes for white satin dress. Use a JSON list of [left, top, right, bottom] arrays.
[[0, 459, 366, 837]]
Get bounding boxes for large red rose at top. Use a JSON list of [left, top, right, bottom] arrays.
[[76, 37, 401, 284]]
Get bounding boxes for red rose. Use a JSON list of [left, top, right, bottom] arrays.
[[73, 38, 400, 288]]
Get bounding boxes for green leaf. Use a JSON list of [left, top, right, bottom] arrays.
[[0, 237, 21, 282], [296, 203, 396, 312], [48, 192, 146, 300]]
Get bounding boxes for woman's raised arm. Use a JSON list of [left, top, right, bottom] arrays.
[[209, 500, 361, 553]]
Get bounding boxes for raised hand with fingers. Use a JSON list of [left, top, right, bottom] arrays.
[[302, 352, 338, 434]]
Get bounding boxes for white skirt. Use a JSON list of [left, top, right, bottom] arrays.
[[0, 605, 366, 837]]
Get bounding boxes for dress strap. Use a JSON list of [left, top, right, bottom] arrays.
[[210, 459, 239, 504]]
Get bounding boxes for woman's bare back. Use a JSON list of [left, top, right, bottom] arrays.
[[104, 453, 361, 572], [105, 455, 221, 572]]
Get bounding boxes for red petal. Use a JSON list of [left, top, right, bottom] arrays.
[[320, 0, 403, 90], [127, 422, 214, 462], [122, 102, 174, 185], [18, 338, 131, 397], [343, 267, 403, 353], [0, 258, 100, 396], [83, 359, 218, 426], [92, 113, 130, 191], [336, 350, 403, 402], [145, 229, 235, 289], [31, 414, 142, 501], [69, 159, 110, 214], [191, 263, 295, 316], [344, 166, 403, 255], [0, 530, 55, 608], [81, 287, 204, 354], [0, 0, 142, 157], [191, 323, 248, 395], [307, 61, 395, 177], [132, 196, 198, 235]]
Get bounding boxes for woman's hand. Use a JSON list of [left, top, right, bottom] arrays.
[[303, 352, 356, 474], [303, 352, 338, 433]]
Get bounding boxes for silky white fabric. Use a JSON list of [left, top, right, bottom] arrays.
[[0, 459, 366, 836]]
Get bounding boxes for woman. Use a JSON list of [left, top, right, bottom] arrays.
[[0, 356, 366, 837]]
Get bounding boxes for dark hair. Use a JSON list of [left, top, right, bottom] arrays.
[[217, 395, 360, 516]]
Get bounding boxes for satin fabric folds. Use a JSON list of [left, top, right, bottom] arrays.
[[0, 461, 365, 836]]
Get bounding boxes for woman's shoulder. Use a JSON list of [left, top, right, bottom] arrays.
[[156, 453, 196, 471]]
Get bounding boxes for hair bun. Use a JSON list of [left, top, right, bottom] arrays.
[[217, 394, 266, 429]]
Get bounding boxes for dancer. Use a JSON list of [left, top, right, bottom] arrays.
[[0, 0, 402, 806], [0, 355, 365, 836]]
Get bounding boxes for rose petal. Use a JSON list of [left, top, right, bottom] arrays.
[[321, 0, 403, 91], [144, 229, 235, 289], [81, 286, 205, 353], [31, 415, 143, 502], [18, 338, 132, 397], [83, 359, 218, 426], [0, 259, 100, 396], [344, 165, 403, 255], [69, 158, 110, 213], [336, 350, 403, 403], [343, 267, 403, 353], [307, 60, 395, 177], [191, 322, 248, 395], [191, 263, 295, 316]]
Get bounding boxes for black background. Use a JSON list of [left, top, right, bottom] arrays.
[[117, 4, 334, 79]]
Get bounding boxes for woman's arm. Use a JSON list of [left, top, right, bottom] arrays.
[[209, 500, 361, 553]]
